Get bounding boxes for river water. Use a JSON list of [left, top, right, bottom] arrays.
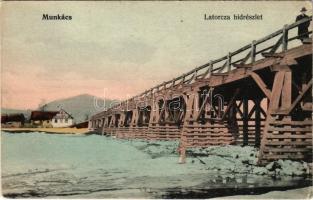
[[1, 132, 312, 198]]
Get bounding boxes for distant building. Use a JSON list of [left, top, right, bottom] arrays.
[[51, 109, 74, 128], [30, 111, 58, 128], [1, 113, 25, 128], [30, 109, 74, 128]]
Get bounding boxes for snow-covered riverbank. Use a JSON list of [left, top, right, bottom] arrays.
[[2, 132, 312, 198], [128, 139, 311, 177]]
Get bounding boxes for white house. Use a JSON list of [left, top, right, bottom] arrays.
[[51, 109, 74, 128]]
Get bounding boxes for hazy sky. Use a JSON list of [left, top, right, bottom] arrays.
[[1, 1, 312, 109]]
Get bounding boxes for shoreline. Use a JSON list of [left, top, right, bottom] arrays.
[[1, 127, 91, 135], [212, 186, 313, 199]]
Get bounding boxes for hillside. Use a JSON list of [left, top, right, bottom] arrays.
[[42, 94, 117, 123], [2, 94, 117, 123]]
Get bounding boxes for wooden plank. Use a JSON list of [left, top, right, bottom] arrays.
[[265, 141, 312, 146], [281, 71, 292, 109], [269, 119, 312, 125], [266, 134, 312, 139], [269, 71, 285, 112], [185, 136, 233, 140], [212, 73, 229, 76], [270, 65, 291, 72], [185, 132, 231, 137], [184, 124, 227, 128], [267, 127, 312, 132]]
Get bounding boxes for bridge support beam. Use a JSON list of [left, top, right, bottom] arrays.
[[242, 95, 249, 146], [179, 88, 236, 163], [258, 63, 312, 165]]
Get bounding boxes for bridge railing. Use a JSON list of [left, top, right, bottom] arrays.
[[95, 16, 312, 117]]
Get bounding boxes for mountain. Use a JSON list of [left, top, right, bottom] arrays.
[[1, 108, 31, 119], [2, 94, 117, 123], [41, 94, 117, 123]]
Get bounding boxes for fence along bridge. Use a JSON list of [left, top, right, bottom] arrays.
[[90, 18, 312, 165]]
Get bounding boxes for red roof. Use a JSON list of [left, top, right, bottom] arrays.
[[30, 111, 58, 121], [1, 114, 25, 123]]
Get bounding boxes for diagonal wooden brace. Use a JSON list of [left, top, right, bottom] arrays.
[[250, 72, 272, 99]]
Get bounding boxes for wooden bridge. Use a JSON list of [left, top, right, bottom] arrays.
[[89, 18, 312, 165]]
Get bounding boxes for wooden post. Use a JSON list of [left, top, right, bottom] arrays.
[[250, 40, 256, 63], [243, 96, 249, 146], [269, 71, 285, 112], [118, 112, 125, 127], [227, 101, 239, 140], [109, 115, 115, 136], [255, 99, 261, 147], [149, 99, 160, 124], [101, 118, 105, 135], [282, 25, 288, 51], [179, 89, 199, 164], [227, 52, 232, 72], [131, 109, 139, 126], [281, 71, 292, 110], [209, 61, 213, 76], [178, 145, 186, 164], [184, 91, 200, 121], [164, 99, 170, 121]]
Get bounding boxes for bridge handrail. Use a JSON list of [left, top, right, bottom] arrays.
[[96, 16, 312, 116]]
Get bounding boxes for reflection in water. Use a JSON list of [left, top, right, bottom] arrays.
[[1, 132, 312, 198], [160, 174, 312, 198]]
